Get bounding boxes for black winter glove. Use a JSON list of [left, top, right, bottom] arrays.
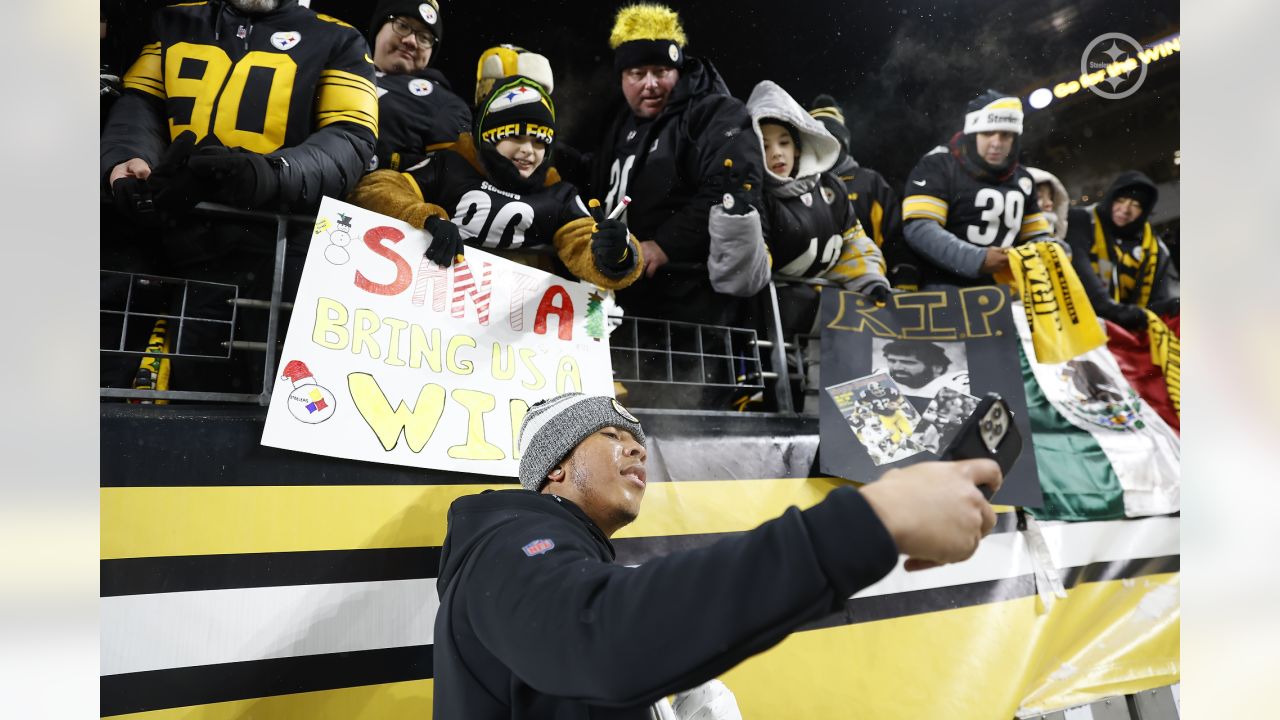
[[866, 284, 892, 307], [143, 130, 205, 218], [1099, 302, 1148, 332], [1148, 297, 1179, 317], [708, 158, 755, 216], [423, 216, 465, 268], [185, 144, 281, 210], [110, 175, 158, 225], [590, 219, 636, 279]]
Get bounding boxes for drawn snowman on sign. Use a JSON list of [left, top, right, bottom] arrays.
[[325, 213, 355, 264], [281, 360, 337, 424]]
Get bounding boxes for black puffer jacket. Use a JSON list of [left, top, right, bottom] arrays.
[[432, 487, 897, 718]]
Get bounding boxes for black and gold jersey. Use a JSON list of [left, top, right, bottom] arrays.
[[902, 150, 1049, 249], [402, 151, 590, 249], [372, 68, 471, 171], [857, 385, 903, 416], [117, 1, 377, 152]]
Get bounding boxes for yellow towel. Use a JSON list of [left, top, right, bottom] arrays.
[[1006, 242, 1107, 364], [1145, 310, 1181, 417]]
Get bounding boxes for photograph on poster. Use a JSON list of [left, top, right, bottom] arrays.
[[826, 372, 924, 466], [908, 386, 982, 454], [872, 338, 971, 399]]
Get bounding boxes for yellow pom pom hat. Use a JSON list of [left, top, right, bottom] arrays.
[[609, 3, 687, 72]]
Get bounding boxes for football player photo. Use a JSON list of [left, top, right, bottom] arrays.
[[826, 372, 924, 466]]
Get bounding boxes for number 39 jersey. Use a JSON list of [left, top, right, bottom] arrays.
[[403, 150, 590, 249], [902, 148, 1050, 285]]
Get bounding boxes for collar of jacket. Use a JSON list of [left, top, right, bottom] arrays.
[[765, 171, 820, 199], [544, 493, 616, 560]]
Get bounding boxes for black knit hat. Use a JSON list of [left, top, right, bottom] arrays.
[[808, 94, 851, 157], [609, 4, 687, 73], [368, 0, 443, 45], [475, 76, 556, 147]]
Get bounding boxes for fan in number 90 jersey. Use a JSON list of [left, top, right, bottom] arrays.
[[402, 149, 590, 250]]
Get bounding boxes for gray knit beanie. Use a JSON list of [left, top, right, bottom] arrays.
[[517, 393, 646, 492]]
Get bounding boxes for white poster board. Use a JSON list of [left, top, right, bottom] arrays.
[[261, 197, 615, 478]]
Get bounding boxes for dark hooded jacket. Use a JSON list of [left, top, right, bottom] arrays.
[[432, 486, 897, 718], [574, 57, 763, 326], [1065, 171, 1178, 315]]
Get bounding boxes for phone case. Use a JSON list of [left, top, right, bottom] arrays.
[[939, 393, 1022, 498]]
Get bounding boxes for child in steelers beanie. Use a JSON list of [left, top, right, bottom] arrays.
[[346, 76, 645, 288]]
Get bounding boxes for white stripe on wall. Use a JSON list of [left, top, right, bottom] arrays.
[[101, 579, 438, 676], [855, 515, 1179, 599]]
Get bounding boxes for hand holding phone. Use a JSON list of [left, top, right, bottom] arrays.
[[939, 393, 1021, 500]]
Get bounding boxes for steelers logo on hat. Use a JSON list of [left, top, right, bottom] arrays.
[[489, 82, 545, 112], [612, 399, 639, 424], [409, 78, 434, 96], [668, 43, 680, 62], [419, 2, 438, 25]]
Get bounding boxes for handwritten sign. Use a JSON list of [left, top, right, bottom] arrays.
[[261, 198, 615, 477]]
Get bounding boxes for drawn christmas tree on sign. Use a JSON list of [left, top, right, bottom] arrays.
[[586, 290, 605, 341]]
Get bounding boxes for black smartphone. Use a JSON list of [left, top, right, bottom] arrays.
[[939, 393, 1021, 500]]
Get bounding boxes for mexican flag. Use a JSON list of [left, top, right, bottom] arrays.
[[1014, 305, 1180, 521]]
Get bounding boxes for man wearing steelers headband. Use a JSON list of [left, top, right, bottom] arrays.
[[901, 90, 1059, 289], [349, 76, 645, 290]]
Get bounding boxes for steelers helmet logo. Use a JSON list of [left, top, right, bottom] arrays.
[[668, 43, 679, 62], [419, 2, 438, 25], [821, 186, 838, 205], [1018, 177, 1033, 194], [611, 399, 639, 424], [409, 78, 434, 96], [489, 83, 544, 111]]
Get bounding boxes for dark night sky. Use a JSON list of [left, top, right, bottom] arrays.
[[103, 0, 1180, 200]]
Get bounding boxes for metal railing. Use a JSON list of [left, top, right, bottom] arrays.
[[100, 204, 805, 412], [100, 202, 314, 405]]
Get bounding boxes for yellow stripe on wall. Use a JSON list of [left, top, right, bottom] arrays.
[[101, 477, 854, 559], [105, 679, 432, 720], [721, 572, 1180, 719]]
